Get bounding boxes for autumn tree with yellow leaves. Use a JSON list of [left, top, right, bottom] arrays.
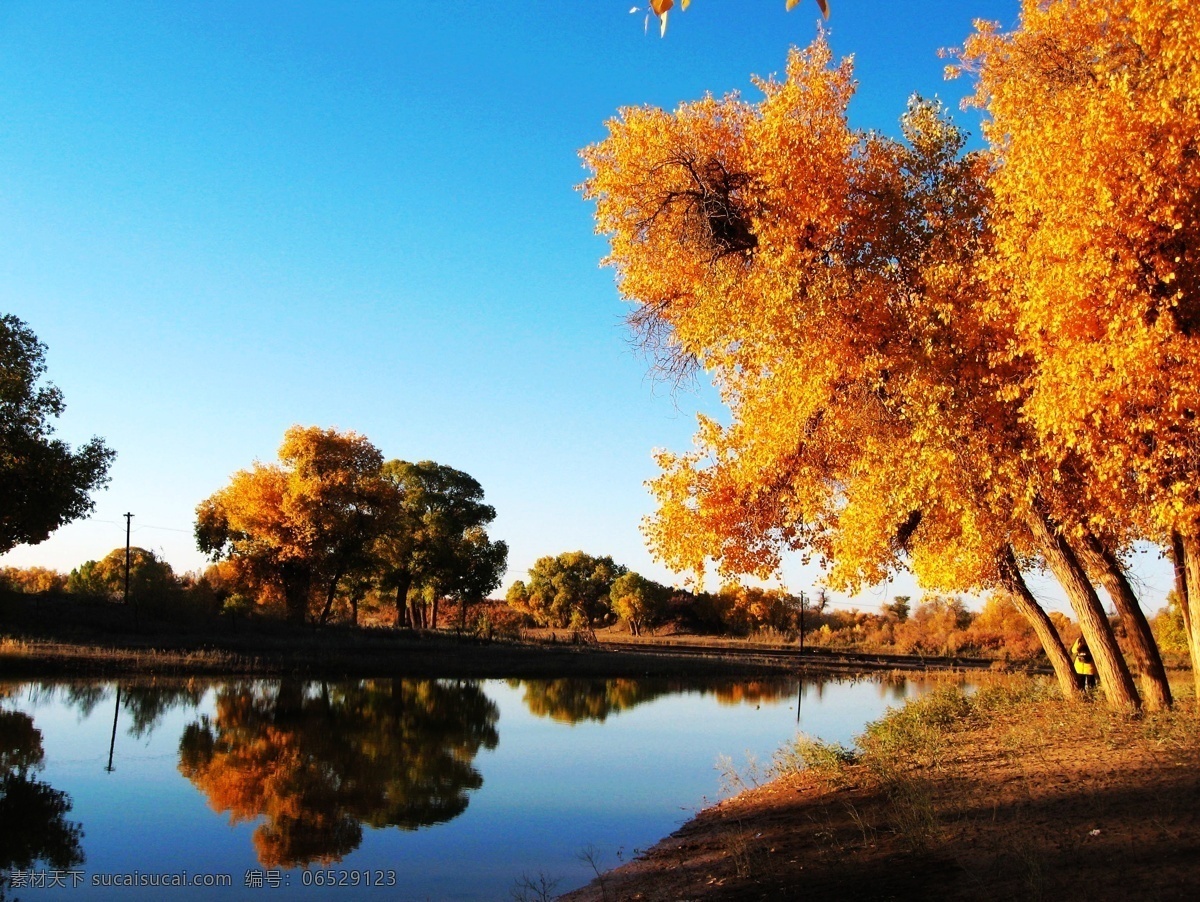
[[195, 426, 391, 625], [583, 0, 1196, 709], [195, 427, 505, 629], [956, 0, 1200, 701]]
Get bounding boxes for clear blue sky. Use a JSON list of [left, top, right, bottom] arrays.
[[0, 1, 1174, 612]]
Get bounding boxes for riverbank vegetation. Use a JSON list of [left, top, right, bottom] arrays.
[[3, 545, 1188, 672], [561, 673, 1200, 900]]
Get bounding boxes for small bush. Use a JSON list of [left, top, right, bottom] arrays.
[[772, 734, 858, 786], [859, 685, 972, 769]]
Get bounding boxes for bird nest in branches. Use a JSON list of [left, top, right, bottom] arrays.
[[641, 153, 759, 261]]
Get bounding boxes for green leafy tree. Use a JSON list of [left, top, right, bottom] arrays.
[[506, 551, 627, 629], [66, 547, 177, 602], [374, 460, 501, 629], [609, 572, 670, 636], [884, 596, 911, 623], [0, 314, 114, 553], [1151, 591, 1189, 656], [445, 526, 508, 631]]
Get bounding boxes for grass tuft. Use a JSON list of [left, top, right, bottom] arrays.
[[772, 734, 858, 786]]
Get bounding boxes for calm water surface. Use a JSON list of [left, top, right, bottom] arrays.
[[0, 675, 948, 900]]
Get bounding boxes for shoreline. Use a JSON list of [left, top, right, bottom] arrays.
[[558, 676, 1200, 901], [0, 594, 1030, 681]]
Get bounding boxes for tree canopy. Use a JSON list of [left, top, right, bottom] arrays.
[[582, 0, 1197, 709], [195, 426, 392, 625], [0, 314, 114, 554], [195, 428, 505, 628], [506, 551, 627, 629], [66, 547, 177, 602], [375, 460, 505, 630]]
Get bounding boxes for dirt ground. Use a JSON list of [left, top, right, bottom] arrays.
[[560, 689, 1200, 901]]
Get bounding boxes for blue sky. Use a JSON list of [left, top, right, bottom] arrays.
[[1, 1, 1173, 612]]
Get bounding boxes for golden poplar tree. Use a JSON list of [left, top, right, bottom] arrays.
[[582, 14, 1186, 709], [957, 0, 1199, 700], [195, 426, 390, 625]]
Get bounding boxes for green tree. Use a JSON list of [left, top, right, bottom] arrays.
[[374, 460, 501, 630], [609, 572, 670, 636], [884, 596, 911, 623], [1151, 591, 1189, 656], [66, 547, 177, 602], [506, 551, 627, 629], [0, 314, 114, 554], [446, 526, 508, 631]]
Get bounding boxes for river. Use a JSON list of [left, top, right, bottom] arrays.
[[0, 674, 949, 900]]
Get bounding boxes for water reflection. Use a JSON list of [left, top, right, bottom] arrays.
[[511, 678, 809, 725], [32, 681, 206, 742], [512, 678, 676, 724], [178, 680, 499, 868], [0, 707, 85, 901]]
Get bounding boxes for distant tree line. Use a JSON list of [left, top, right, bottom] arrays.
[[1, 425, 507, 632], [501, 550, 1184, 662]]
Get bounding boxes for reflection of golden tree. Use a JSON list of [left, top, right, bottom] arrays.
[[712, 680, 796, 707], [179, 680, 499, 868]]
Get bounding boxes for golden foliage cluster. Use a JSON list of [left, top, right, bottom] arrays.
[[638, 1, 829, 38], [582, 0, 1200, 709]]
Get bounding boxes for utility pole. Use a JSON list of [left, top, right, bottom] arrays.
[[123, 513, 133, 605], [798, 590, 807, 655]]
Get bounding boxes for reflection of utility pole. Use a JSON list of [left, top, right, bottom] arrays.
[[106, 685, 121, 773], [796, 679, 803, 725], [123, 513, 133, 604]]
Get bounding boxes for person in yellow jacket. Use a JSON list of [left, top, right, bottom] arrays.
[[1071, 636, 1098, 691]]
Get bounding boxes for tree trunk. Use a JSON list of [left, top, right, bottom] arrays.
[[1175, 531, 1200, 703], [458, 596, 469, 632], [996, 546, 1082, 701], [1074, 532, 1171, 710], [431, 596, 440, 631], [393, 573, 414, 629], [283, 573, 311, 626], [1026, 507, 1140, 710], [318, 570, 344, 626]]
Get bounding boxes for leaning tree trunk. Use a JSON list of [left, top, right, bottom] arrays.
[[997, 546, 1082, 701], [318, 570, 345, 626], [1174, 531, 1200, 703], [1026, 507, 1140, 710], [1074, 532, 1172, 710]]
